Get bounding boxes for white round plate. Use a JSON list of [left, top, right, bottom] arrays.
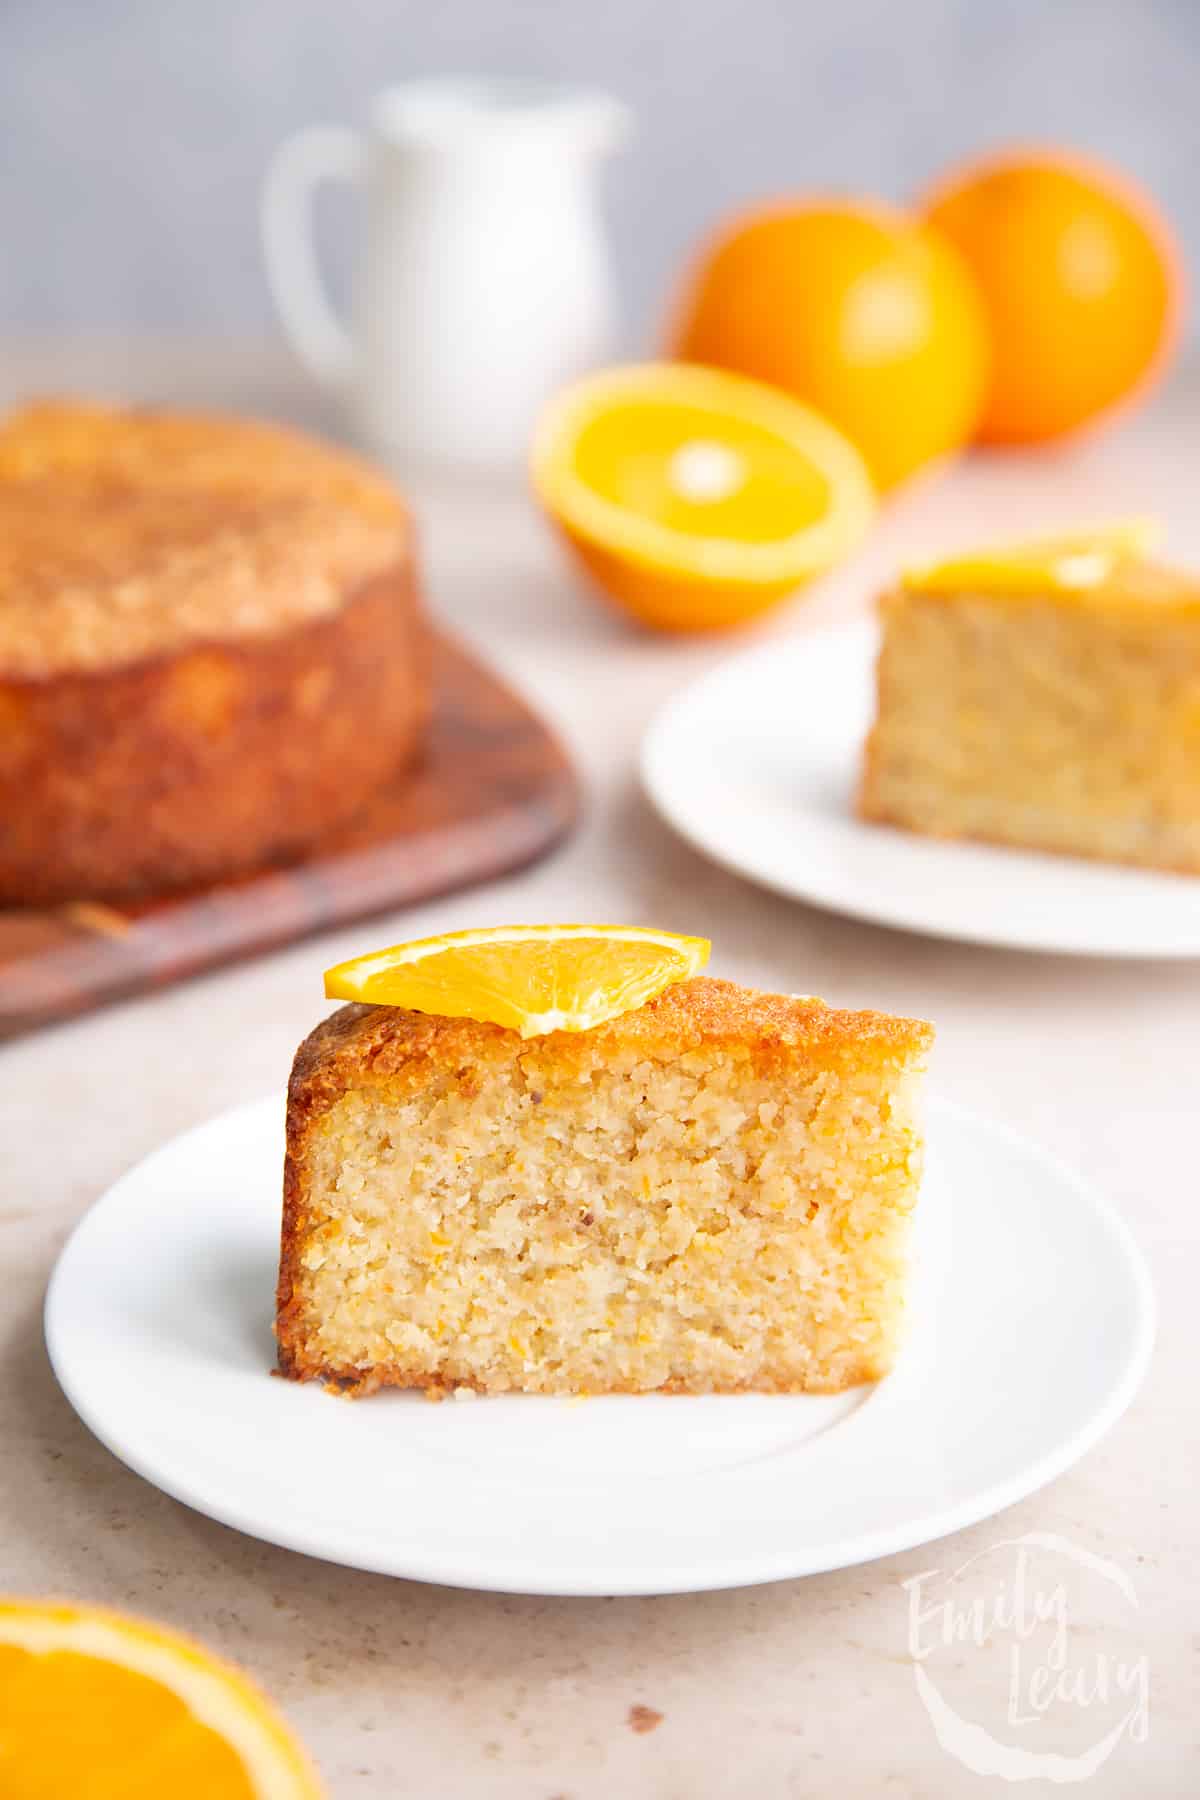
[[46, 1094, 1152, 1597], [642, 618, 1200, 957]]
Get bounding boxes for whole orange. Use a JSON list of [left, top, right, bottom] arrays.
[[667, 200, 990, 490], [923, 148, 1184, 444]]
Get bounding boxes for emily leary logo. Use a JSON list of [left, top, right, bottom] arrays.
[[904, 1532, 1149, 1783]]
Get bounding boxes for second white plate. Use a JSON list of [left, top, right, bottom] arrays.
[[45, 1094, 1152, 1596], [642, 617, 1200, 957]]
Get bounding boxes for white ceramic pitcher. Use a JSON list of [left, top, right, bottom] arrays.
[[262, 78, 630, 471]]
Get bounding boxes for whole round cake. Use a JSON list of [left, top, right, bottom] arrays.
[[0, 401, 429, 903]]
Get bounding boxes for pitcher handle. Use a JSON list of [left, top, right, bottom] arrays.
[[261, 125, 364, 388]]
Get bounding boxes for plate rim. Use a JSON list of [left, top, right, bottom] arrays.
[[44, 1092, 1156, 1597], [640, 616, 1200, 960]]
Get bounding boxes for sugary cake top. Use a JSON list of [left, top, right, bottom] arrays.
[[290, 977, 935, 1118], [0, 401, 410, 677]]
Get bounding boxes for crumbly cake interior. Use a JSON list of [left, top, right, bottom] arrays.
[[289, 1036, 925, 1396], [861, 586, 1200, 869]]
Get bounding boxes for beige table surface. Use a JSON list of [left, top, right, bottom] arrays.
[[2, 342, 1198, 1798]]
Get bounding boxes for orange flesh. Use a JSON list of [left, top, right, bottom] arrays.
[[0, 1646, 256, 1799], [574, 401, 832, 543]]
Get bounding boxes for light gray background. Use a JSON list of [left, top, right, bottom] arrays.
[[2, 0, 1197, 343]]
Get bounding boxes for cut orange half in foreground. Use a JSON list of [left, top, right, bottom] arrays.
[[0, 1598, 322, 1799], [902, 517, 1161, 596], [531, 362, 874, 632], [324, 923, 711, 1037]]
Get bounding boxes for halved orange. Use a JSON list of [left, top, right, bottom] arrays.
[[324, 923, 711, 1037], [531, 362, 874, 632], [902, 518, 1161, 596], [0, 1598, 322, 1798]]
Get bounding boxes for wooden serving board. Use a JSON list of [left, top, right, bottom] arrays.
[[0, 631, 579, 1042]]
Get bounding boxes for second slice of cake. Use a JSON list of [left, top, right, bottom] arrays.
[[859, 523, 1200, 872], [277, 974, 932, 1397]]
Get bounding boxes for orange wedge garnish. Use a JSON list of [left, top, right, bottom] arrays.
[[324, 923, 711, 1037], [903, 518, 1160, 596]]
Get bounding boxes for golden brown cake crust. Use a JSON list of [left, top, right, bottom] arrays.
[[0, 401, 429, 902], [285, 978, 933, 1103], [0, 563, 428, 903], [0, 401, 409, 678], [276, 979, 934, 1391]]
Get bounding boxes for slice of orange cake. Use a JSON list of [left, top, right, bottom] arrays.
[[859, 521, 1200, 871], [276, 927, 933, 1397]]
